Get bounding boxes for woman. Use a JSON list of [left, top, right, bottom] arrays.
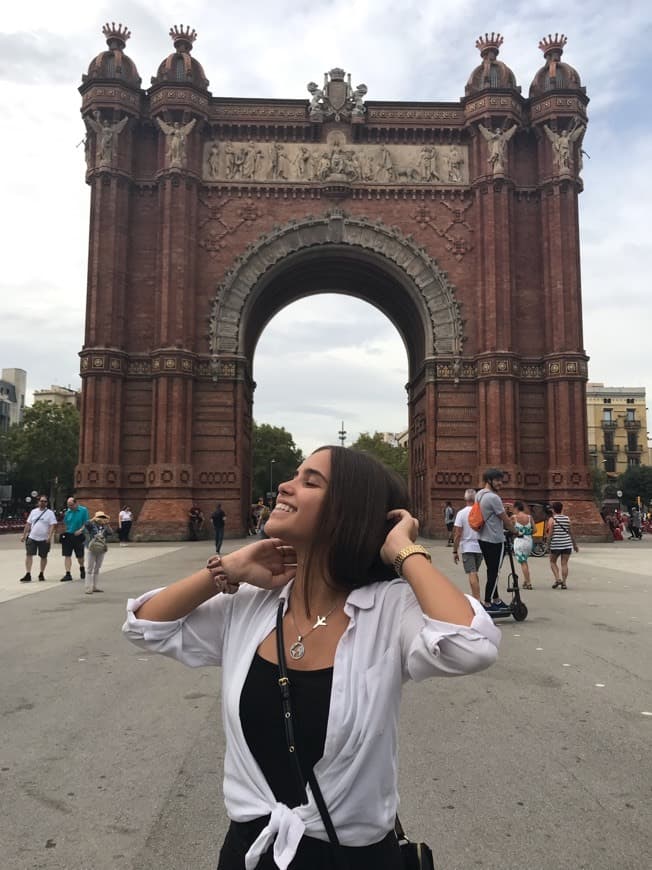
[[546, 501, 579, 589], [84, 511, 113, 594], [118, 505, 133, 546], [512, 501, 534, 589], [123, 447, 500, 869]]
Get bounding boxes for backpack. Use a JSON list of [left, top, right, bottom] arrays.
[[468, 492, 487, 532], [88, 532, 107, 554]]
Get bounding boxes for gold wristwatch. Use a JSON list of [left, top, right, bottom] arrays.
[[393, 544, 432, 576]]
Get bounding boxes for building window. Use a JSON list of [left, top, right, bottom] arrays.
[[627, 433, 638, 451], [626, 408, 635, 422], [603, 398, 611, 404], [602, 408, 612, 423], [175, 57, 186, 81], [626, 398, 634, 404], [628, 457, 640, 467], [605, 457, 616, 472]]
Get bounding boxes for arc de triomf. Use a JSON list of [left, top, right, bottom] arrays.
[[77, 24, 602, 538]]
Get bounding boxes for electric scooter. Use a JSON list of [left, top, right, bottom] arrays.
[[486, 532, 528, 622]]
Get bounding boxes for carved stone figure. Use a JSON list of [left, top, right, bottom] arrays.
[[269, 143, 289, 180], [242, 141, 264, 179], [544, 123, 585, 174], [156, 117, 197, 168], [307, 82, 325, 120], [85, 112, 128, 166], [447, 145, 464, 183], [478, 123, 517, 175], [207, 142, 220, 179], [376, 144, 395, 183], [351, 84, 368, 117], [418, 145, 439, 182], [294, 145, 312, 179], [224, 143, 235, 179]]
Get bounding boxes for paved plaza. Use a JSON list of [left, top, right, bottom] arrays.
[[1, 533, 651, 869]]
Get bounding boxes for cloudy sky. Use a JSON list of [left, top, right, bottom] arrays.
[[1, 0, 650, 455]]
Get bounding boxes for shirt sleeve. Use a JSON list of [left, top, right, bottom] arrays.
[[122, 588, 235, 667], [399, 588, 501, 681]]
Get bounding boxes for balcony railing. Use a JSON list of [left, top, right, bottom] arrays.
[[624, 419, 641, 430], [601, 420, 617, 430], [601, 444, 619, 455], [626, 445, 642, 456]]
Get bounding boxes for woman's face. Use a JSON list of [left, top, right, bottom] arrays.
[[265, 449, 331, 545]]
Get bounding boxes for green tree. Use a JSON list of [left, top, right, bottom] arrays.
[[350, 432, 409, 480], [1, 402, 80, 507], [617, 465, 652, 510], [588, 467, 609, 506], [252, 422, 304, 501]]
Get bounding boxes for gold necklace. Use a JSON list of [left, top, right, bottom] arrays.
[[288, 600, 338, 661]]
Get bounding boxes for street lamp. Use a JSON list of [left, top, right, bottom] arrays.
[[269, 459, 277, 495]]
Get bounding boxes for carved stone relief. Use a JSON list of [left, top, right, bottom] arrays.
[[202, 135, 469, 186]]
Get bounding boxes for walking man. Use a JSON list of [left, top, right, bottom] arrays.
[[475, 469, 521, 612], [61, 496, 89, 582], [19, 495, 58, 582], [444, 501, 455, 545], [452, 489, 483, 601], [211, 502, 226, 554]]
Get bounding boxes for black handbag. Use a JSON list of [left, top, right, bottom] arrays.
[[275, 601, 435, 869]]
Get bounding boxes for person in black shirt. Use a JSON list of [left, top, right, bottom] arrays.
[[211, 503, 226, 553]]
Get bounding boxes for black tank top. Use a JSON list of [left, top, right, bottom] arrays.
[[239, 652, 333, 808]]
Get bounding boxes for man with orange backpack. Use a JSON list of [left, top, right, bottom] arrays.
[[471, 469, 521, 612]]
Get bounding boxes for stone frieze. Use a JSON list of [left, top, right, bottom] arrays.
[[202, 138, 469, 186]]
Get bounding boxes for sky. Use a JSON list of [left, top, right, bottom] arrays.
[[1, 0, 651, 456]]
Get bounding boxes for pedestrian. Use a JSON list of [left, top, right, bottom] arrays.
[[188, 505, 204, 541], [118, 505, 133, 546], [630, 506, 642, 540], [124, 446, 500, 869], [19, 495, 58, 583], [212, 502, 227, 554], [546, 501, 579, 589], [512, 501, 534, 589], [257, 502, 271, 537], [452, 488, 483, 600], [84, 511, 113, 594], [60, 496, 89, 582], [444, 501, 455, 545], [474, 468, 522, 612]]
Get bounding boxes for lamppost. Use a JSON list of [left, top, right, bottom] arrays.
[[269, 459, 277, 495], [338, 420, 347, 446]]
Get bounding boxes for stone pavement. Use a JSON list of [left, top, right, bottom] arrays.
[[1, 534, 651, 869]]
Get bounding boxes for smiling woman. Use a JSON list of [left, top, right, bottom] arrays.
[[123, 445, 500, 869]]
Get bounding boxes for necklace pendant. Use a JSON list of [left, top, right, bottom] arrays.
[[313, 615, 328, 629], [289, 640, 305, 660]]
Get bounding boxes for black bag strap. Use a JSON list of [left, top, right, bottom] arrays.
[[275, 600, 341, 850]]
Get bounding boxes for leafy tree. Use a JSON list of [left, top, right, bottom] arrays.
[[617, 465, 652, 510], [350, 431, 408, 480], [588, 467, 609, 506], [252, 422, 304, 501], [1, 402, 80, 508]]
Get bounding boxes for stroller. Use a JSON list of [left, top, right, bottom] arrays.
[[486, 532, 528, 622]]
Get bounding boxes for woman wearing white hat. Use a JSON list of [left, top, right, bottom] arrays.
[[84, 511, 113, 594]]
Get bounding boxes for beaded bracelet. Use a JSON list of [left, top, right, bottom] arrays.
[[206, 555, 239, 595]]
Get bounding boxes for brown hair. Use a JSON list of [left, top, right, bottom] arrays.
[[300, 446, 409, 614]]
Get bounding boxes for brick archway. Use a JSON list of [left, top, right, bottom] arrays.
[[208, 211, 464, 369], [77, 30, 605, 539]]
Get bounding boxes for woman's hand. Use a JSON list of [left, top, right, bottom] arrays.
[[380, 508, 419, 566], [216, 538, 297, 590]]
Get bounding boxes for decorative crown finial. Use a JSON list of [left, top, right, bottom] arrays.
[[170, 24, 197, 52], [538, 33, 567, 57], [102, 22, 131, 51], [475, 32, 504, 56]]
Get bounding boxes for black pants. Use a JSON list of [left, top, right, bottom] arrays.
[[478, 539, 504, 602], [214, 527, 224, 553], [217, 817, 402, 869], [118, 522, 132, 543]]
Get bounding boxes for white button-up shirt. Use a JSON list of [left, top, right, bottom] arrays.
[[123, 579, 500, 870]]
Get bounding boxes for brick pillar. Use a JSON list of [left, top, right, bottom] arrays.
[[137, 173, 199, 538], [76, 171, 130, 518], [475, 177, 521, 494]]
